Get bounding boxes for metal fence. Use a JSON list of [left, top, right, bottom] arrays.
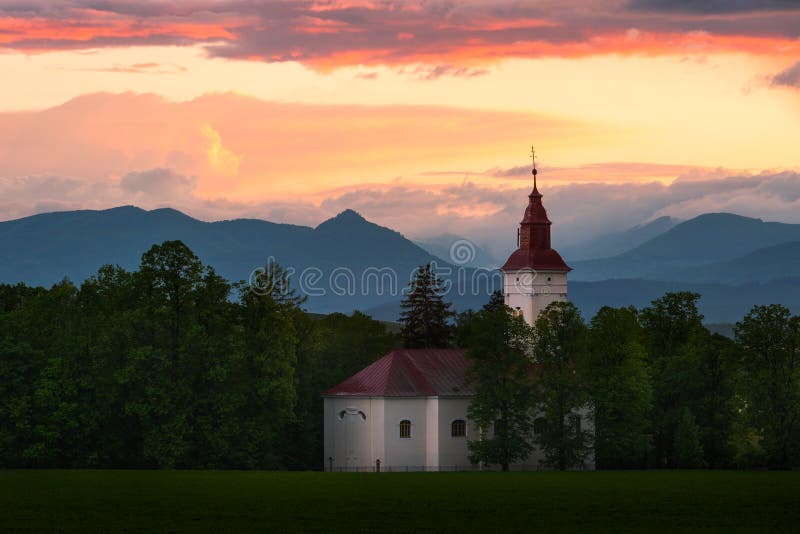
[[326, 464, 552, 473]]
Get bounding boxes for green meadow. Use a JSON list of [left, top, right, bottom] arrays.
[[0, 471, 798, 532]]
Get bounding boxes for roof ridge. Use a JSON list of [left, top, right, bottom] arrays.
[[399, 350, 438, 396]]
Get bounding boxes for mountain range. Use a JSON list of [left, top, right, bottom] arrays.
[[414, 234, 502, 269], [560, 216, 680, 262], [0, 206, 441, 314], [569, 213, 800, 283], [1, 206, 799, 323]]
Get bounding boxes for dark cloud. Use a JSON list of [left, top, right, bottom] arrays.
[[413, 65, 490, 81], [629, 0, 800, 13], [2, 1, 800, 68], [120, 168, 196, 197], [771, 61, 800, 88]]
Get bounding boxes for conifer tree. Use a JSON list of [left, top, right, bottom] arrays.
[[483, 290, 506, 312], [399, 263, 454, 348]]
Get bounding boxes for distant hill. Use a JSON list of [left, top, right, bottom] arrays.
[[0, 206, 443, 314], [570, 213, 800, 282], [562, 216, 679, 261], [365, 278, 800, 324], [3, 206, 800, 323], [414, 234, 502, 269], [675, 241, 800, 284]]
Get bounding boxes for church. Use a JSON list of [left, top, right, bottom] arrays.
[[323, 157, 592, 471]]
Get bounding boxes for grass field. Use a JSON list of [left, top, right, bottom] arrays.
[[0, 471, 798, 532]]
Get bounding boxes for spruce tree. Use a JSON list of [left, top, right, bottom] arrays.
[[399, 263, 453, 348], [483, 290, 506, 312]]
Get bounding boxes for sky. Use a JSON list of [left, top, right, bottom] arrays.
[[2, 0, 800, 258]]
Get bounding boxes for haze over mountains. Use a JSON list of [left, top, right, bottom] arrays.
[[569, 213, 800, 283], [560, 216, 680, 262], [1, 206, 799, 323]]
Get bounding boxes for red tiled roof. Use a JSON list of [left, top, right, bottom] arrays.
[[501, 180, 571, 272], [521, 187, 550, 224], [501, 247, 572, 272], [322, 348, 473, 397]]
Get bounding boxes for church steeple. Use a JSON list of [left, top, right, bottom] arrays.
[[519, 150, 552, 250], [501, 149, 570, 272], [501, 147, 571, 325]]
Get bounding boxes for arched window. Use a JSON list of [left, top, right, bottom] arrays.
[[399, 419, 412, 438], [451, 419, 466, 438]]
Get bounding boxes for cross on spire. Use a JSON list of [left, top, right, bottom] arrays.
[[530, 145, 538, 190]]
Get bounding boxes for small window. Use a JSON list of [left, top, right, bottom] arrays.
[[399, 419, 412, 438], [451, 419, 466, 438]]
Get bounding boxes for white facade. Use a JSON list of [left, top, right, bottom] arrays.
[[322, 173, 596, 471], [323, 395, 475, 471], [503, 269, 568, 325], [323, 394, 593, 471]]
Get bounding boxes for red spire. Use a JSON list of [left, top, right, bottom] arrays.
[[501, 150, 571, 272]]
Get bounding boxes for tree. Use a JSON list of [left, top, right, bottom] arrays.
[[640, 292, 738, 468], [533, 301, 591, 470], [466, 305, 536, 471], [587, 306, 653, 468], [453, 292, 507, 348], [0, 241, 404, 470], [399, 263, 453, 348], [674, 407, 705, 468], [735, 305, 800, 469], [288, 311, 398, 469], [237, 262, 300, 469], [483, 290, 506, 313], [692, 332, 738, 468], [641, 292, 705, 468]]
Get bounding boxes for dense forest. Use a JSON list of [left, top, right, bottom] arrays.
[[1, 241, 798, 470], [0, 241, 396, 470]]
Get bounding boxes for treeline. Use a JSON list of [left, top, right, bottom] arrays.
[[396, 266, 799, 470], [2, 244, 798, 470], [0, 241, 397, 469], [457, 293, 800, 470]]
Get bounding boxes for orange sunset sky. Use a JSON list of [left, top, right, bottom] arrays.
[[2, 0, 800, 256]]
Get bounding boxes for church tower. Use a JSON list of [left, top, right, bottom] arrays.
[[501, 149, 571, 326]]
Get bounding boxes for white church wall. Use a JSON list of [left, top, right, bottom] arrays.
[[503, 269, 568, 324], [383, 398, 429, 469], [323, 397, 385, 471], [436, 398, 473, 469], [425, 397, 439, 469]]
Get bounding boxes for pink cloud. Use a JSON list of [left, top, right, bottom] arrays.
[[2, 92, 799, 260], [1, 1, 799, 70]]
